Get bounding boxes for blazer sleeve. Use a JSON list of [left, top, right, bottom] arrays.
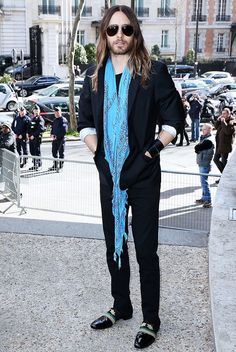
[[77, 73, 95, 133], [154, 62, 185, 133]]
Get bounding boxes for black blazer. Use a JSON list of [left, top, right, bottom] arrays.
[[78, 60, 185, 190]]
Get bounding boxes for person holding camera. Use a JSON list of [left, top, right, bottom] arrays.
[[188, 93, 203, 142]]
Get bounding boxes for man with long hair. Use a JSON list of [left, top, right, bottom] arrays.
[[78, 5, 184, 349]]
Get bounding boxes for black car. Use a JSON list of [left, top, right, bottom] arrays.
[[15, 75, 61, 97], [23, 96, 79, 125]]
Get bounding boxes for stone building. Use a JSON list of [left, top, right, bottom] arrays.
[[0, 0, 236, 77]]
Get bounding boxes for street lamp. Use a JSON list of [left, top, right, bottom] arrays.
[[194, 0, 200, 77]]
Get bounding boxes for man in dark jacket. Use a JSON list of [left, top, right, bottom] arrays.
[[213, 108, 235, 183], [195, 123, 215, 208], [188, 93, 203, 142], [0, 122, 16, 198], [0, 122, 16, 153], [78, 5, 185, 349], [28, 105, 45, 171], [11, 106, 31, 168], [48, 106, 68, 171]]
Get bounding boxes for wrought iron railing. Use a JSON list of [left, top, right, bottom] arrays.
[[38, 5, 61, 16], [157, 7, 176, 17]]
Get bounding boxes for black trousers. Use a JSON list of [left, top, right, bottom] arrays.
[[16, 138, 28, 164], [99, 171, 161, 329], [52, 138, 65, 159], [29, 138, 42, 167], [213, 151, 228, 173]]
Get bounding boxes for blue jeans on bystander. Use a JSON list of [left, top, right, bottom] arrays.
[[199, 166, 211, 202]]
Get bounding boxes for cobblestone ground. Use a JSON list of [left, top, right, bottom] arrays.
[[0, 233, 215, 352]]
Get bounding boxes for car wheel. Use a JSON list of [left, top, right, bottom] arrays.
[[6, 101, 18, 111], [15, 73, 22, 80], [19, 89, 28, 97]]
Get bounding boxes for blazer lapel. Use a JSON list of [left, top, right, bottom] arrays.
[[95, 68, 105, 137], [128, 74, 141, 117]]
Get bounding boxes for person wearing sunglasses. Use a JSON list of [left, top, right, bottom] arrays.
[[78, 5, 184, 350]]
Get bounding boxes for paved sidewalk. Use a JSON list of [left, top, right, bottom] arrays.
[[0, 232, 215, 352]]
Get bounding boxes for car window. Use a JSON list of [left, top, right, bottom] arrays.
[[55, 88, 69, 97], [0, 85, 7, 94]]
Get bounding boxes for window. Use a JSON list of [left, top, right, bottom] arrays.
[[77, 30, 85, 46], [193, 33, 202, 53], [217, 33, 225, 52], [42, 0, 55, 14], [161, 30, 169, 48], [218, 0, 226, 17]]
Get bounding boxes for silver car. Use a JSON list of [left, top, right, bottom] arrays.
[[0, 83, 18, 111]]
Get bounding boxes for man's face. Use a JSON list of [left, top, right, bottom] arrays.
[[33, 109, 40, 116], [2, 126, 10, 134], [19, 109, 26, 117], [106, 11, 134, 56], [202, 125, 210, 136], [54, 110, 61, 118], [222, 110, 230, 120]]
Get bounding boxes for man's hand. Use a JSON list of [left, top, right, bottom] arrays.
[[30, 135, 34, 140]]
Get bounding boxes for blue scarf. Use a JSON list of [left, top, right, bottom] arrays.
[[104, 58, 131, 267]]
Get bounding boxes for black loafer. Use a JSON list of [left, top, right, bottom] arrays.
[[134, 323, 158, 349], [90, 308, 132, 330]]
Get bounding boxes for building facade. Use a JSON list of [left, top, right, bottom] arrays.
[[0, 0, 236, 77]]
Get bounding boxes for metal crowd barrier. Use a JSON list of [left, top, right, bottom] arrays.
[[0, 149, 21, 213], [16, 156, 220, 234]]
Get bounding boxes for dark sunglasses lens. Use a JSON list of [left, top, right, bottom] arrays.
[[106, 25, 118, 37], [122, 25, 134, 36]]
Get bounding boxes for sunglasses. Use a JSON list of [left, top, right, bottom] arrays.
[[106, 24, 134, 37]]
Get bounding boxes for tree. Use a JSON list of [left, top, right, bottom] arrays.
[[184, 49, 195, 65], [84, 43, 96, 64], [151, 45, 160, 58], [74, 43, 87, 66], [68, 0, 85, 130]]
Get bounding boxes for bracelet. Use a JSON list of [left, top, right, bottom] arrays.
[[148, 138, 164, 158]]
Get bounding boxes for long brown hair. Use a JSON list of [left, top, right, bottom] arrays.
[[92, 5, 151, 91]]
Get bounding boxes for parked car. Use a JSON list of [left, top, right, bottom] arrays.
[[180, 79, 209, 96], [201, 71, 234, 84], [207, 83, 236, 98], [23, 96, 79, 125], [15, 75, 61, 97], [4, 63, 32, 80], [168, 64, 194, 78], [0, 83, 18, 111], [26, 83, 83, 102], [0, 55, 15, 75]]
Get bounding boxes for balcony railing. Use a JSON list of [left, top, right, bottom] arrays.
[[216, 15, 231, 21], [135, 7, 149, 17], [191, 14, 207, 21], [72, 6, 92, 16], [38, 5, 61, 16], [216, 47, 226, 52], [157, 8, 176, 17]]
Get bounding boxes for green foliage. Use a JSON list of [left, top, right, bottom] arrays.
[[151, 44, 160, 58], [84, 43, 96, 64], [0, 74, 13, 83], [74, 43, 87, 65], [150, 54, 158, 61], [185, 49, 195, 65], [66, 128, 79, 137]]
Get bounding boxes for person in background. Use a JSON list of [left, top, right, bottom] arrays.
[[28, 105, 45, 171], [195, 123, 215, 208], [213, 108, 236, 184], [11, 106, 31, 168], [176, 97, 190, 146], [188, 93, 203, 142], [48, 106, 68, 171], [0, 122, 15, 152], [78, 5, 184, 349]]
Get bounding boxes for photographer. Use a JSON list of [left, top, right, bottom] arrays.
[[188, 93, 203, 142]]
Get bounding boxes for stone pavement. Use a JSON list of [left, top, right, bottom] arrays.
[[0, 232, 215, 352]]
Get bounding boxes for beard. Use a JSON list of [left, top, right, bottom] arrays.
[[107, 38, 133, 55]]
